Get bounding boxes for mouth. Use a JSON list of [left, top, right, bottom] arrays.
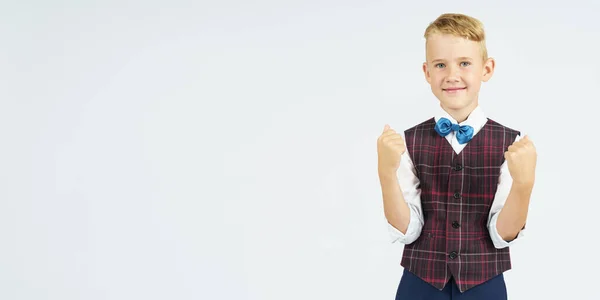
[[443, 87, 466, 94]]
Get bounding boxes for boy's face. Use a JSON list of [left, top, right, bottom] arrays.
[[423, 33, 495, 117]]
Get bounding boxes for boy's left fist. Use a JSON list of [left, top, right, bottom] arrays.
[[505, 135, 537, 187]]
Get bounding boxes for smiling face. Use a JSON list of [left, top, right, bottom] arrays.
[[423, 33, 495, 121]]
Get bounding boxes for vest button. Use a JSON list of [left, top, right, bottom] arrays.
[[449, 251, 458, 259], [453, 192, 461, 199], [453, 164, 463, 171], [452, 221, 460, 229]]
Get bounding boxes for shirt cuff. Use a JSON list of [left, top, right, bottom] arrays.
[[388, 208, 422, 244], [488, 212, 526, 249]]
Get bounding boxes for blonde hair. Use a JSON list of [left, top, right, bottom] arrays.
[[424, 13, 488, 61]]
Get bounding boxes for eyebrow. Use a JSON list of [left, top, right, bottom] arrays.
[[431, 57, 474, 64]]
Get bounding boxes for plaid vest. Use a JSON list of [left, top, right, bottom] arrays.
[[400, 117, 520, 292]]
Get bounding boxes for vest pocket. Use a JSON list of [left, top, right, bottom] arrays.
[[423, 232, 435, 239], [415, 231, 435, 249]]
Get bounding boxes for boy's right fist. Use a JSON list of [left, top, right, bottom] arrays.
[[377, 124, 406, 173]]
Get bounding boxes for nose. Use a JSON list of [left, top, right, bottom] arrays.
[[445, 66, 460, 82]]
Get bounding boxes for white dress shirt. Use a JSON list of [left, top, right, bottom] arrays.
[[387, 105, 525, 249]]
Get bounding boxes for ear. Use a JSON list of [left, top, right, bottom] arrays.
[[482, 57, 495, 82], [422, 62, 432, 84]]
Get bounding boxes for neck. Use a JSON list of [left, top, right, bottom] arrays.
[[440, 102, 478, 123]]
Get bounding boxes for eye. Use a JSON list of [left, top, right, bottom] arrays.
[[435, 63, 445, 68], [460, 61, 471, 67]]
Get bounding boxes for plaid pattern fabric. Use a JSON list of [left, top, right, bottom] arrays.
[[400, 117, 520, 293]]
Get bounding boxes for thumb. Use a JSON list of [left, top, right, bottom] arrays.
[[383, 124, 390, 132]]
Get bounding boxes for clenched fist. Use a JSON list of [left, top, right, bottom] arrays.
[[377, 124, 406, 173], [505, 135, 537, 187]]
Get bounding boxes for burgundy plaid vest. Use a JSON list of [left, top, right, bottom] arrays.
[[400, 117, 520, 292]]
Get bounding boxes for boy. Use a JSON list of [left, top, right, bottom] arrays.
[[377, 13, 537, 299]]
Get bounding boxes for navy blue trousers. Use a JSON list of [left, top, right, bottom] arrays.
[[395, 269, 507, 300]]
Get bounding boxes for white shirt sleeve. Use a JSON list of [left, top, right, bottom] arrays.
[[487, 134, 527, 249], [387, 133, 424, 244]]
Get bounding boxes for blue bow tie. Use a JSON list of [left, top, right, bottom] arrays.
[[434, 117, 474, 144]]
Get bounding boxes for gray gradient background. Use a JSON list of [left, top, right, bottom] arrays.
[[1, 0, 598, 299]]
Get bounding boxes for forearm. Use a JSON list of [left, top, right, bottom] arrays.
[[496, 182, 533, 241], [379, 169, 411, 234]]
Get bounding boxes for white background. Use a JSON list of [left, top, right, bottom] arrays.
[[1, 0, 598, 299]]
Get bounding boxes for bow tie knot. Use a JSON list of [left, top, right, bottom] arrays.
[[434, 117, 474, 144]]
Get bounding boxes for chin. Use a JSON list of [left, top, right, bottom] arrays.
[[439, 99, 475, 111]]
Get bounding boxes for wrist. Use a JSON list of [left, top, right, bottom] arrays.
[[378, 167, 398, 180], [511, 181, 534, 194]]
